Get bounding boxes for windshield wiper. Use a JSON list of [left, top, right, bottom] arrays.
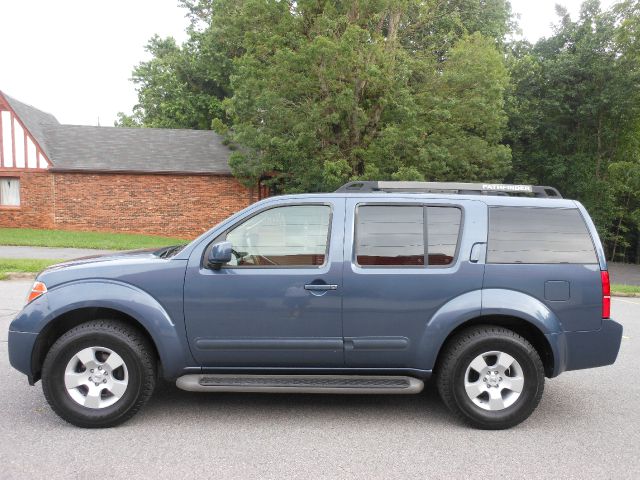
[[158, 244, 186, 259]]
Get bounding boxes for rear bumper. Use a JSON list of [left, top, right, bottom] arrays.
[[547, 319, 623, 377]]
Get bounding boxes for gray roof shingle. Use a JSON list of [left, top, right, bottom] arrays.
[[44, 125, 232, 174], [1, 90, 233, 175]]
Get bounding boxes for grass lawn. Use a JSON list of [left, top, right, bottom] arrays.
[[0, 228, 187, 250], [0, 258, 62, 280], [611, 284, 640, 296]]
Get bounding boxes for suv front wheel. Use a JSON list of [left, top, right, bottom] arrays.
[[436, 325, 545, 429], [41, 319, 156, 428]]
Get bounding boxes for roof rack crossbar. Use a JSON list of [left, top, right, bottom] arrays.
[[335, 181, 562, 198]]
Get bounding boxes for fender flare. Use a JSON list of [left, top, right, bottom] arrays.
[[481, 288, 563, 333], [414, 289, 563, 372], [18, 279, 193, 379]]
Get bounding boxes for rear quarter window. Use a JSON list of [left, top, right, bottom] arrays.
[[488, 206, 598, 264]]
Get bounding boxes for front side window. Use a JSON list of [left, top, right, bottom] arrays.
[[0, 178, 20, 206], [225, 205, 331, 267]]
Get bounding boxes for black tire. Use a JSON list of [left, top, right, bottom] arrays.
[[42, 320, 156, 428], [436, 325, 544, 430]]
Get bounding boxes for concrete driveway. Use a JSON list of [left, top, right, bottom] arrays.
[[0, 280, 638, 479]]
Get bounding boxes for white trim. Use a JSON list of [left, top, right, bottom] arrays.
[[38, 152, 49, 169], [27, 137, 37, 168], [1, 111, 12, 167], [13, 119, 25, 168]]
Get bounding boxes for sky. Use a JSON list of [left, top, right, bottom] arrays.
[[0, 0, 620, 127], [510, 0, 617, 41]]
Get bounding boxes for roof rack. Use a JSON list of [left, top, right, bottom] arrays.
[[335, 181, 562, 198]]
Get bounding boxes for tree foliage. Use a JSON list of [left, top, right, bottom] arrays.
[[119, 0, 640, 261], [119, 0, 513, 193], [506, 0, 640, 261], [226, 4, 511, 192]]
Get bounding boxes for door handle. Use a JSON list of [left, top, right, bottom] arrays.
[[469, 242, 486, 263], [304, 284, 338, 291]]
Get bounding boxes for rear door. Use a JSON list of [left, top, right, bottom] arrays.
[[341, 197, 486, 368]]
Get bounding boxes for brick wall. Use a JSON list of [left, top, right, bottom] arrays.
[[52, 172, 254, 238], [0, 171, 55, 229]]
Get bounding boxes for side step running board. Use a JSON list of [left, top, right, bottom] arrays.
[[176, 374, 424, 394]]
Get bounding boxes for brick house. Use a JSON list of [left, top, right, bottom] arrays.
[[0, 90, 256, 238]]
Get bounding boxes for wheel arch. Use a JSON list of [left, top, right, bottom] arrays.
[[31, 307, 160, 383], [15, 280, 194, 382], [433, 315, 555, 378], [415, 289, 562, 378]]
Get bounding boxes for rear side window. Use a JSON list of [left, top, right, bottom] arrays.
[[356, 206, 424, 266], [355, 205, 462, 267], [488, 207, 597, 264], [427, 207, 461, 266]]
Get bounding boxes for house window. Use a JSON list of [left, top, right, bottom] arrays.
[[0, 178, 20, 206]]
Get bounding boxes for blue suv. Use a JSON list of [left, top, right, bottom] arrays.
[[8, 181, 623, 429]]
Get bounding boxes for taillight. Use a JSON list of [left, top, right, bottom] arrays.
[[26, 281, 47, 304], [601, 271, 610, 319]]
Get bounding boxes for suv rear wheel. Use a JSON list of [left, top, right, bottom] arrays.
[[41, 320, 156, 428], [436, 325, 545, 429]]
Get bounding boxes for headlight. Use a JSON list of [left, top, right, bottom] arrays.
[[26, 281, 47, 304]]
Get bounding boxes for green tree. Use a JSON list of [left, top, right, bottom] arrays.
[[119, 1, 513, 192], [505, 0, 640, 259], [224, 1, 512, 192], [117, 0, 300, 129], [116, 35, 227, 129], [120, 1, 640, 260]]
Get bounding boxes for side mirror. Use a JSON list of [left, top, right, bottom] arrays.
[[207, 241, 233, 269]]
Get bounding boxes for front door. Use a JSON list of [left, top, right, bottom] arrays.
[[341, 198, 486, 369], [184, 199, 345, 367]]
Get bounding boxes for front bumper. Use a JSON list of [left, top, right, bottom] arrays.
[[8, 330, 39, 384], [547, 319, 623, 377]]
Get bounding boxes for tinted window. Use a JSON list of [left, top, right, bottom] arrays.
[[356, 206, 424, 266], [427, 207, 461, 266], [226, 205, 330, 267], [488, 207, 597, 264]]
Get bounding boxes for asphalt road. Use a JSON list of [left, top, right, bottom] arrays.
[[610, 262, 640, 286], [0, 280, 638, 479]]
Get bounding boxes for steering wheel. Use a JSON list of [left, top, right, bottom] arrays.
[[231, 249, 247, 260]]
